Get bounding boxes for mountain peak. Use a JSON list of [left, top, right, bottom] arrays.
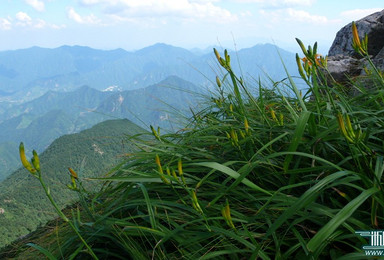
[[135, 43, 193, 56]]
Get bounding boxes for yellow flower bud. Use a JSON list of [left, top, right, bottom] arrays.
[[19, 142, 37, 174], [221, 201, 236, 230], [155, 154, 161, 168], [352, 21, 361, 49], [270, 109, 277, 122], [230, 129, 238, 143], [213, 48, 221, 62], [166, 167, 171, 177], [177, 158, 183, 176], [337, 113, 354, 143], [32, 150, 40, 172], [239, 130, 245, 139], [68, 167, 78, 179], [178, 159, 186, 185], [171, 169, 178, 179], [191, 190, 203, 214], [244, 117, 249, 133], [352, 21, 367, 55], [216, 76, 221, 88], [155, 155, 169, 184], [295, 38, 308, 56]]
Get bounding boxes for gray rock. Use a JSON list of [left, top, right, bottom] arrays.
[[326, 55, 360, 83], [329, 9, 384, 58], [373, 47, 384, 71], [326, 9, 384, 84]]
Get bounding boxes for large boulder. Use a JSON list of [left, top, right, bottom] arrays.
[[327, 9, 384, 83], [326, 55, 360, 82]]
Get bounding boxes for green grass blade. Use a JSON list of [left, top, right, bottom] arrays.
[[199, 249, 252, 259], [191, 162, 272, 195], [276, 88, 299, 121], [89, 177, 163, 183], [249, 132, 289, 162], [278, 48, 307, 111], [284, 110, 311, 172], [374, 156, 384, 187], [69, 244, 84, 260], [306, 187, 379, 253], [26, 243, 57, 260], [123, 226, 165, 237], [265, 171, 352, 238], [267, 151, 343, 171], [137, 183, 157, 229]]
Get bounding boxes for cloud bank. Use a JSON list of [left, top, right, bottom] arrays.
[[77, 0, 237, 23], [24, 0, 45, 12]]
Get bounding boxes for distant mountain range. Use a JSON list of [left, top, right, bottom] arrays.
[[0, 76, 203, 181], [0, 43, 301, 181], [0, 43, 298, 102]]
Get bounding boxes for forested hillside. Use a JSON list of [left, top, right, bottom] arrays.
[[0, 76, 202, 181], [0, 119, 145, 247]]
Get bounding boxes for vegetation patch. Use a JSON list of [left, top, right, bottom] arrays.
[[3, 25, 384, 259]]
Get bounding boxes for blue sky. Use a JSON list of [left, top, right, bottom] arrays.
[[0, 0, 382, 53]]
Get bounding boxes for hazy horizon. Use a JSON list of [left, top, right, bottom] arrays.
[[0, 1, 382, 55], [0, 41, 301, 53]]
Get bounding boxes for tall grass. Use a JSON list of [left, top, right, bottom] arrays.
[[14, 27, 384, 259]]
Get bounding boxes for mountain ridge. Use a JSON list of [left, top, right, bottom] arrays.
[[0, 43, 298, 102], [0, 76, 203, 181]]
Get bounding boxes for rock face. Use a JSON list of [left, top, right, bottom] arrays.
[[326, 55, 360, 83], [327, 9, 384, 83]]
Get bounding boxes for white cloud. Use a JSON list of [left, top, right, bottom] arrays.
[[286, 8, 328, 24], [15, 12, 34, 27], [259, 8, 329, 25], [34, 19, 46, 28], [67, 7, 101, 24], [240, 10, 252, 17], [190, 0, 220, 2], [68, 7, 84, 23], [16, 12, 32, 23], [2, 12, 63, 30], [230, 0, 315, 7], [24, 0, 45, 12], [79, 0, 102, 5], [0, 18, 12, 30], [340, 8, 383, 21], [283, 0, 314, 5], [78, 0, 236, 23]]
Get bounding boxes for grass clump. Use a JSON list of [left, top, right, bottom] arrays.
[[12, 26, 384, 259]]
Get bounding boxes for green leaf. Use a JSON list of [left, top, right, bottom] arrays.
[[265, 171, 352, 238], [137, 183, 157, 229], [191, 162, 272, 195], [267, 151, 343, 171], [284, 110, 311, 172], [306, 187, 378, 253], [27, 243, 57, 260]]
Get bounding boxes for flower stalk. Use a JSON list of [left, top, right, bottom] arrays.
[[19, 142, 98, 260]]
